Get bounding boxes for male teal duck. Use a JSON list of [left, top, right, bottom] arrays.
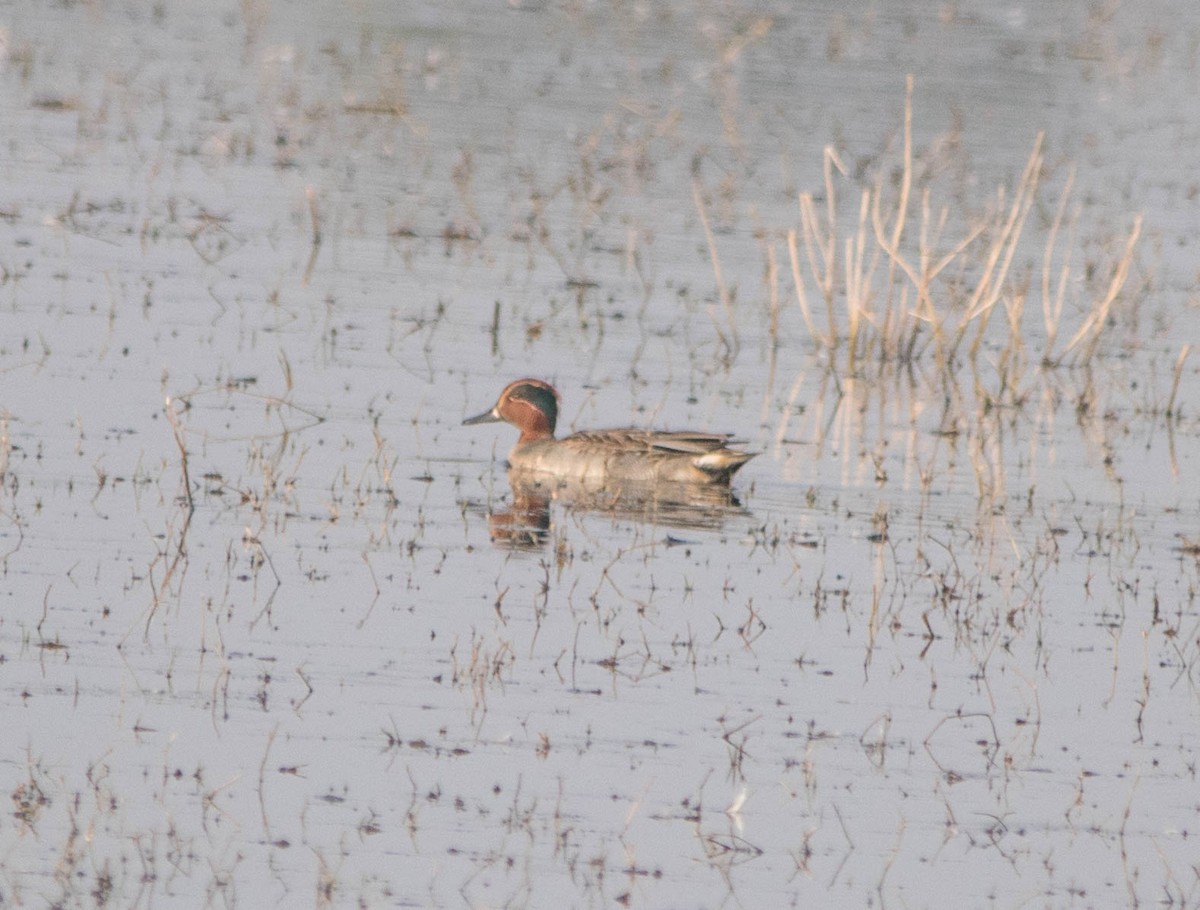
[[463, 378, 756, 486]]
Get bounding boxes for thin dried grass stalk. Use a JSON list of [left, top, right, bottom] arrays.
[[1060, 215, 1142, 365]]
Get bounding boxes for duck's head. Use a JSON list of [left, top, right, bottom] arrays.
[[463, 378, 560, 443]]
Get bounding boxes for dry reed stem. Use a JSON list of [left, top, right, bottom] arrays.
[[869, 184, 986, 355], [960, 134, 1043, 368], [762, 242, 782, 427], [875, 76, 916, 362], [1060, 214, 1142, 364], [1041, 165, 1078, 356], [786, 229, 821, 344], [844, 188, 881, 372], [891, 76, 914, 253], [793, 146, 848, 348], [692, 177, 739, 359]]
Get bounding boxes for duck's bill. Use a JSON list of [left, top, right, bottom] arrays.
[[463, 408, 503, 426]]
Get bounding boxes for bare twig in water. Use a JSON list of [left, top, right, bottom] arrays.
[[164, 395, 194, 513], [303, 184, 322, 285], [1166, 343, 1191, 419], [134, 393, 197, 643], [258, 724, 279, 842]]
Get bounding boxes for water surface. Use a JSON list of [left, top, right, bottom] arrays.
[[1, 1, 1198, 907]]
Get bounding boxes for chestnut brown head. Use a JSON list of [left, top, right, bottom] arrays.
[[463, 379, 560, 443]]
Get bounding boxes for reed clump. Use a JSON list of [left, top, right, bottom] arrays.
[[788, 77, 1143, 395]]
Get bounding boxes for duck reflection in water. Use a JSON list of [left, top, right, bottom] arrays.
[[479, 469, 754, 550]]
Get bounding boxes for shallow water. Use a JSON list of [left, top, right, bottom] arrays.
[[1, 1, 1199, 907]]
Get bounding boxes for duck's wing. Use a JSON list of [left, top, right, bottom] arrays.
[[644, 431, 743, 455], [566, 429, 736, 455]]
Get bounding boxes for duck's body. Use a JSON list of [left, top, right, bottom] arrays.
[[504, 428, 754, 485], [464, 379, 755, 486]]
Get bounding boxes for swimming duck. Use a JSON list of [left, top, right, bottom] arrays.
[[463, 378, 756, 486]]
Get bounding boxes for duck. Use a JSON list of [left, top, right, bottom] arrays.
[[463, 378, 756, 486]]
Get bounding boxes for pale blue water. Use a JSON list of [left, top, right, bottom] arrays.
[[0, 1, 1198, 907]]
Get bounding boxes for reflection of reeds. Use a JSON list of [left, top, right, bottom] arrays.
[[788, 77, 1143, 385]]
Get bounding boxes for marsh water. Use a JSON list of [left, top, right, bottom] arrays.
[[2, 1, 1199, 907]]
